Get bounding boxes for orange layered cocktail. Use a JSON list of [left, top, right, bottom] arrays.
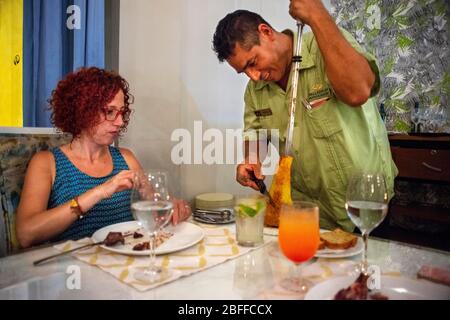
[[279, 202, 320, 263]]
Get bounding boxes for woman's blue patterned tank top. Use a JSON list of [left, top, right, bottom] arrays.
[[48, 146, 133, 241]]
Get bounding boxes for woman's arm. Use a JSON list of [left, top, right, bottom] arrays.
[[16, 151, 135, 248], [16, 151, 87, 247]]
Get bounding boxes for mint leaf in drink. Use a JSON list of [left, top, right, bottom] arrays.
[[238, 204, 257, 217]]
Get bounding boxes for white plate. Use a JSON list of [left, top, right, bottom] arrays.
[[262, 228, 363, 258], [92, 221, 204, 256], [263, 227, 278, 236], [315, 229, 363, 258], [305, 275, 450, 300]]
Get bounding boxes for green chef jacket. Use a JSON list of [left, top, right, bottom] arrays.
[[243, 28, 398, 232]]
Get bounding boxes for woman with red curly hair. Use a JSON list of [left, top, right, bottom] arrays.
[[16, 67, 191, 248]]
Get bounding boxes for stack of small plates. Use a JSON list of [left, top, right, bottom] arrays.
[[195, 193, 234, 210], [193, 193, 235, 224]]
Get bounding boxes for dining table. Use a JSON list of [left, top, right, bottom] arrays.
[[0, 220, 449, 300]]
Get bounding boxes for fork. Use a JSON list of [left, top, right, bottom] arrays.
[[194, 209, 233, 218], [33, 241, 104, 266], [33, 232, 135, 266]]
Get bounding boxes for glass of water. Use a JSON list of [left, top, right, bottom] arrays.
[[131, 170, 173, 283], [345, 172, 388, 275]]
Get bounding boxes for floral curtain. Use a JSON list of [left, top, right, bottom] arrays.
[[330, 0, 449, 133]]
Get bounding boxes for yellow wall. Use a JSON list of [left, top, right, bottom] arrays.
[[0, 0, 23, 127]]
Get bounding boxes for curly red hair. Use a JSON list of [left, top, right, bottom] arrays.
[[49, 67, 133, 137]]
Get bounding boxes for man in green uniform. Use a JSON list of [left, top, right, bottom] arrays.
[[212, 0, 398, 231]]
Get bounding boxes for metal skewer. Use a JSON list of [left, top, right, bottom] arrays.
[[284, 21, 305, 156]]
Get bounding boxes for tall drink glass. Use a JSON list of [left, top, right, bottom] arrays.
[[278, 201, 319, 293]]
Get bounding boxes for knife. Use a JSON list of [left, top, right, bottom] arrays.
[[248, 171, 278, 208], [33, 241, 104, 266]]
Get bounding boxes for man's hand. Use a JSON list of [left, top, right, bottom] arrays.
[[289, 0, 328, 25], [236, 163, 265, 191]]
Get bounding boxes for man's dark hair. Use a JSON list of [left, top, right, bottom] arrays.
[[212, 10, 273, 62]]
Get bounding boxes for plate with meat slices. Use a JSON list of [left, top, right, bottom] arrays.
[[92, 221, 204, 256], [305, 274, 450, 300]]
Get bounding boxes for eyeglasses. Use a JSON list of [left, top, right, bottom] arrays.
[[102, 107, 130, 121]]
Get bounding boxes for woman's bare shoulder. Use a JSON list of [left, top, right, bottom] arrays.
[[30, 150, 54, 163], [27, 150, 56, 174], [118, 147, 142, 171]]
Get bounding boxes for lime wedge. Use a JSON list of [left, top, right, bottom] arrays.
[[256, 201, 264, 213]]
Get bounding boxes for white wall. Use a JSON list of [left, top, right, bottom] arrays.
[[119, 0, 183, 196], [119, 0, 331, 201]]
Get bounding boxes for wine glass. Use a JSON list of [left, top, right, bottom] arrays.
[[278, 201, 320, 293], [131, 170, 173, 283], [345, 172, 388, 275]]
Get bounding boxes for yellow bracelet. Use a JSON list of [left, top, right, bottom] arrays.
[[69, 196, 85, 219]]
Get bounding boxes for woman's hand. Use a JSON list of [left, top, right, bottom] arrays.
[[99, 170, 136, 199], [171, 198, 192, 225]]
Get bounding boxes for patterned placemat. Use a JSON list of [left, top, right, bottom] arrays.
[[55, 225, 271, 291]]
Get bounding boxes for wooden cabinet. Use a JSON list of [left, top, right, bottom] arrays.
[[391, 147, 450, 182], [373, 134, 450, 251]]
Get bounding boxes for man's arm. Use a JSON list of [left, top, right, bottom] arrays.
[[289, 0, 375, 107], [236, 139, 268, 191]]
